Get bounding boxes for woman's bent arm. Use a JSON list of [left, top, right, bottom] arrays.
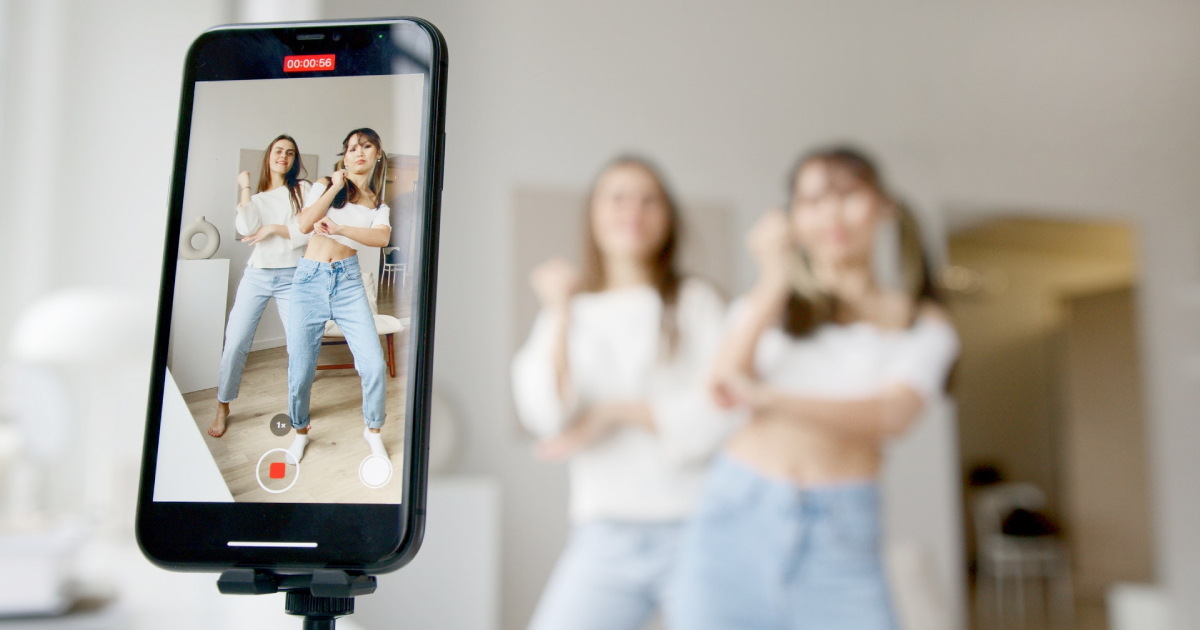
[[715, 278, 789, 377], [297, 180, 339, 234], [333, 225, 391, 248], [742, 380, 926, 440], [512, 307, 577, 439]]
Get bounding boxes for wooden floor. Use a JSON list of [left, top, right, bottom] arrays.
[[184, 282, 411, 504]]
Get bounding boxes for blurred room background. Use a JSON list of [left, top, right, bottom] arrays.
[[0, 0, 1197, 629]]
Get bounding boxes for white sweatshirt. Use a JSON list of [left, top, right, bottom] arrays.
[[512, 279, 737, 523], [234, 182, 312, 269]]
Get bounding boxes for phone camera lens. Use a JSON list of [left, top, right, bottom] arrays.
[[332, 32, 341, 41]]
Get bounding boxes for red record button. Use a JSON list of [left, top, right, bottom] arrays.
[[283, 54, 335, 73]]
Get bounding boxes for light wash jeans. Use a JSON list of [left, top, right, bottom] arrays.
[[217, 266, 295, 403], [669, 455, 897, 630], [286, 256, 385, 430], [528, 521, 681, 630]]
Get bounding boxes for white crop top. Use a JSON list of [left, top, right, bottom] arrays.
[[734, 299, 960, 404], [307, 182, 391, 252], [234, 182, 312, 269]]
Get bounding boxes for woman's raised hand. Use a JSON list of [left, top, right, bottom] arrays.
[[329, 168, 347, 190], [747, 209, 794, 285], [237, 170, 252, 189], [531, 258, 580, 311]]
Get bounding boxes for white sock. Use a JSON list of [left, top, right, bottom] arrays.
[[364, 427, 387, 459], [288, 433, 309, 464]]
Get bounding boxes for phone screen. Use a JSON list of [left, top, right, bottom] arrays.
[[138, 20, 445, 568]]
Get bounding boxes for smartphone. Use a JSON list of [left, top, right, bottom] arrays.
[[136, 18, 447, 573]]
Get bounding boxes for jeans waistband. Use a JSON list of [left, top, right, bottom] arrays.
[[245, 265, 297, 274], [710, 453, 880, 509], [297, 255, 359, 273]]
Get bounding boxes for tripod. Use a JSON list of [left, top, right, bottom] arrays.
[[217, 568, 377, 630]]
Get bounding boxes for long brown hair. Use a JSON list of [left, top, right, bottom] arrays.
[[580, 155, 684, 354], [256, 134, 307, 214], [781, 146, 941, 337], [332, 128, 387, 210]]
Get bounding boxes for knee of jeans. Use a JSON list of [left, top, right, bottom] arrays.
[[355, 353, 385, 375], [224, 318, 255, 342]]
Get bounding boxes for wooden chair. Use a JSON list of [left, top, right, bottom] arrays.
[[316, 270, 405, 378]]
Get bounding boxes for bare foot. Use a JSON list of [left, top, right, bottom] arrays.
[[209, 402, 230, 437]]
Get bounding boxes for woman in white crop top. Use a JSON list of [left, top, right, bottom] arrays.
[[284, 128, 393, 465], [210, 134, 311, 438], [669, 147, 960, 630], [512, 157, 734, 630]]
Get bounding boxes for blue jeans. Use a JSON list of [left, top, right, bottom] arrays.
[[529, 521, 681, 630], [217, 266, 295, 403], [669, 455, 897, 630], [286, 256, 386, 430]]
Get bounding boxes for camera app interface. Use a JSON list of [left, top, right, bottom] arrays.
[[153, 37, 428, 504]]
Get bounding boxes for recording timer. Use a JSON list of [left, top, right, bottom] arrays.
[[283, 54, 336, 73]]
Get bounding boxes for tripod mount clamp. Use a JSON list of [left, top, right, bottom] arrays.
[[218, 569, 377, 629]]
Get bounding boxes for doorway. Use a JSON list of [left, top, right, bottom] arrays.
[[944, 217, 1154, 629]]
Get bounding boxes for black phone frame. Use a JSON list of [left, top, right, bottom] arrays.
[[135, 17, 448, 574]]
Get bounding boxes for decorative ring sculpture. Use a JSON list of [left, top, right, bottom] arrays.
[[180, 216, 220, 260]]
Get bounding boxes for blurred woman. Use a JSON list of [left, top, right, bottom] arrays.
[[211, 134, 310, 438], [285, 128, 392, 464], [512, 157, 733, 630], [670, 147, 959, 630]]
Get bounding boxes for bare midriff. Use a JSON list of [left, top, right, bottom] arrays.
[[303, 234, 357, 263], [724, 411, 883, 486]]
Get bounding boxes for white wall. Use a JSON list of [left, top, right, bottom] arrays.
[[318, 2, 1200, 629]]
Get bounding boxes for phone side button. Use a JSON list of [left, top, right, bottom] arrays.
[[437, 131, 446, 191]]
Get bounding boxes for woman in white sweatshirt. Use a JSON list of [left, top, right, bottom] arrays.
[[210, 134, 311, 437], [512, 156, 734, 630]]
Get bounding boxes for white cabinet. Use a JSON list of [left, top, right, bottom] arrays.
[[354, 477, 501, 630]]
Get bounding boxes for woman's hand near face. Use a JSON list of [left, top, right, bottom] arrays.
[[314, 216, 340, 236], [747, 209, 795, 289], [531, 258, 581, 312], [329, 169, 347, 191], [237, 170, 252, 189]]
